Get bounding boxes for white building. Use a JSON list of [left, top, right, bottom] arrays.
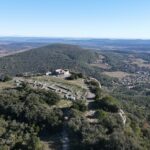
[[46, 69, 70, 78], [46, 71, 52, 76], [54, 69, 70, 78]]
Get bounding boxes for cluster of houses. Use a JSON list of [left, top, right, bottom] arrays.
[[120, 71, 150, 89]]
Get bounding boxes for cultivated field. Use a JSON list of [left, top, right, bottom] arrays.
[[102, 71, 131, 79], [131, 58, 150, 68], [90, 54, 111, 69]]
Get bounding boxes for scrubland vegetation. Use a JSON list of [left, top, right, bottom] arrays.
[[0, 44, 149, 149]]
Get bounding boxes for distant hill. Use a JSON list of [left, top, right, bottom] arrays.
[[0, 44, 98, 75], [1, 37, 150, 52], [0, 42, 47, 57]]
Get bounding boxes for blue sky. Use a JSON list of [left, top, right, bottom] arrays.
[[0, 0, 150, 39]]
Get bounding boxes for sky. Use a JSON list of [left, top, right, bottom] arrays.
[[0, 0, 150, 39]]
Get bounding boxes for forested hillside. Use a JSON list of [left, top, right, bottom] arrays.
[[0, 44, 98, 75]]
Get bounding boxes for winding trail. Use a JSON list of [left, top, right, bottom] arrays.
[[61, 123, 70, 150]]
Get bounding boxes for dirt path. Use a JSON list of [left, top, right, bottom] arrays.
[[61, 124, 70, 150], [40, 131, 63, 150], [41, 125, 70, 150]]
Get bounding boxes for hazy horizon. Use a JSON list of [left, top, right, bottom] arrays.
[[0, 0, 150, 39], [1, 36, 150, 41]]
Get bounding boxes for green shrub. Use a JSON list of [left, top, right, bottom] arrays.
[[95, 96, 119, 113], [72, 100, 87, 112], [95, 110, 108, 121]]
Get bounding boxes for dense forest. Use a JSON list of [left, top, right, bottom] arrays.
[[0, 84, 63, 149]]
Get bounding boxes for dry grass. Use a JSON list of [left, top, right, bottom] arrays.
[[32, 76, 87, 89], [56, 100, 72, 108], [0, 81, 15, 89], [67, 78, 88, 89]]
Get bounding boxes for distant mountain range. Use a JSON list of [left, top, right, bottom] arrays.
[[0, 37, 150, 52]]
